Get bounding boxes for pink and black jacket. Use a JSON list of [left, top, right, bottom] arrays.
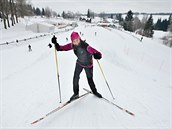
[[55, 40, 102, 68]]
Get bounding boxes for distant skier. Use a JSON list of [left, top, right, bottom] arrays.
[[28, 45, 32, 51], [51, 32, 102, 101], [66, 37, 68, 41], [140, 36, 143, 42]]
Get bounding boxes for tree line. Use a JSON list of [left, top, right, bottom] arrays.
[[1, 2, 172, 39], [85, 9, 171, 38], [116, 10, 172, 37], [33, 7, 58, 18], [154, 16, 171, 31]]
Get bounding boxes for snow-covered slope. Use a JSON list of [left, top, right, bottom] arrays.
[[0, 19, 171, 129]]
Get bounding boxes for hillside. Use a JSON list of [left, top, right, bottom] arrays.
[[0, 18, 171, 129]]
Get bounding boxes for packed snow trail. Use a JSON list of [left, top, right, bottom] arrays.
[[31, 91, 90, 124], [1, 21, 171, 129]]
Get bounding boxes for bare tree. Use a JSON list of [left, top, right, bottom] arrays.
[[52, 11, 57, 18], [133, 15, 142, 32], [99, 12, 105, 19], [44, 7, 52, 18], [66, 11, 75, 19], [0, 0, 7, 29], [0, 0, 32, 29], [13, 0, 18, 23], [16, 0, 27, 17], [141, 15, 148, 29], [4, 0, 10, 28], [10, 0, 15, 26]]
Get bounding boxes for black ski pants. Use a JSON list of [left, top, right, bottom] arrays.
[[73, 63, 97, 94]]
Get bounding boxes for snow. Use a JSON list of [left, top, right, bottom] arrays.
[[153, 30, 169, 39], [26, 22, 55, 33], [0, 17, 171, 129]]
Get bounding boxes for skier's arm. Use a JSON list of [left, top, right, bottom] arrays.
[[87, 46, 102, 59], [56, 43, 73, 51]]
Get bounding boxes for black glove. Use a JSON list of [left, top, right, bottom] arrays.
[[48, 43, 52, 48], [94, 53, 102, 60], [51, 35, 57, 44], [51, 35, 60, 50]]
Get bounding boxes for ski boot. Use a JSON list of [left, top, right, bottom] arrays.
[[93, 92, 102, 98], [70, 93, 79, 101]]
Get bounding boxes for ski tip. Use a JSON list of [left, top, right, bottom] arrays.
[[125, 110, 135, 116], [31, 121, 37, 125], [31, 118, 44, 125], [129, 112, 135, 116]]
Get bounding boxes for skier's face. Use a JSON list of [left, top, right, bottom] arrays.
[[72, 38, 80, 46]]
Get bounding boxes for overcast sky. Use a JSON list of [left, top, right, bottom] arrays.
[[30, 0, 172, 14]]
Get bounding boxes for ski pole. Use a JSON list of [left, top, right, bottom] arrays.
[[96, 60, 115, 100], [54, 45, 62, 103]]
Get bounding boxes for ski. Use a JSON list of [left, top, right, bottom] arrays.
[[83, 88, 135, 116], [31, 92, 90, 124]]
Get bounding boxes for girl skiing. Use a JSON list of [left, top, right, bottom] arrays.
[[51, 32, 102, 101]]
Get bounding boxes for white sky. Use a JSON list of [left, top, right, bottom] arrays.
[[30, 0, 172, 14]]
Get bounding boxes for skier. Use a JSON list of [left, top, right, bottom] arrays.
[[28, 45, 32, 51], [140, 36, 143, 42], [51, 32, 102, 101]]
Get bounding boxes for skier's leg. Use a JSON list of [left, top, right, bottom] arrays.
[[84, 67, 97, 93], [85, 67, 102, 98], [73, 63, 83, 95]]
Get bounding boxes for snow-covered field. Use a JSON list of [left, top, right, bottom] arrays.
[[0, 17, 171, 129]]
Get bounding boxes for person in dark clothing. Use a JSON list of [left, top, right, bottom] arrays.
[[140, 36, 143, 42], [51, 32, 102, 101], [28, 45, 32, 51]]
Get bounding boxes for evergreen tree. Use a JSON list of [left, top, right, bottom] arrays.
[[57, 14, 60, 17], [155, 16, 171, 31], [155, 18, 161, 30], [116, 13, 123, 22], [87, 9, 90, 18], [32, 7, 36, 14], [125, 10, 133, 21], [111, 14, 113, 19], [62, 11, 66, 18], [123, 10, 133, 32], [161, 19, 168, 31], [35, 7, 41, 15], [167, 15, 171, 24], [42, 8, 45, 16], [143, 14, 154, 37], [168, 15, 172, 29]]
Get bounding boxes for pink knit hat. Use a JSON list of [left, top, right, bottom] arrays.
[[71, 32, 80, 42]]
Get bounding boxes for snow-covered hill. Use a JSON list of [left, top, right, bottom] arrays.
[[0, 18, 171, 129]]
